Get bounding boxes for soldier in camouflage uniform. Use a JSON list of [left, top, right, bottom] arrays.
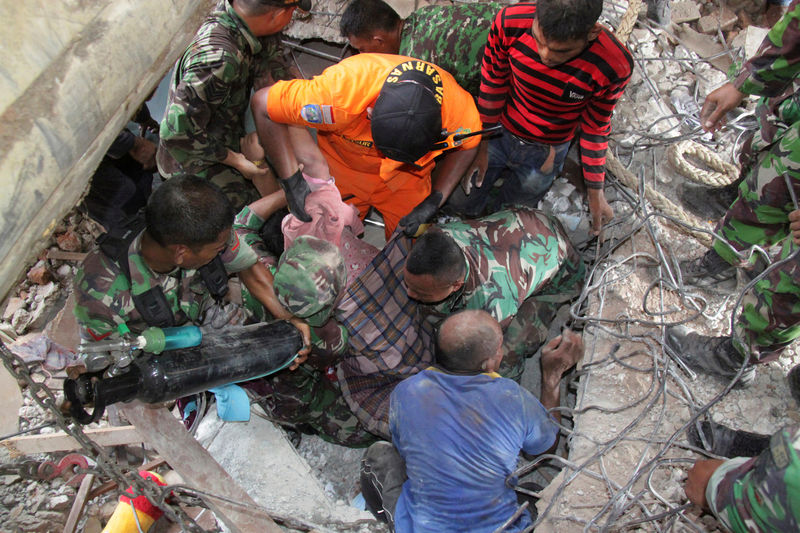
[[685, 424, 800, 532], [668, 0, 800, 384], [73, 176, 293, 340], [339, 0, 504, 97], [157, 0, 304, 211], [257, 236, 376, 446], [73, 178, 352, 441], [404, 206, 585, 381]]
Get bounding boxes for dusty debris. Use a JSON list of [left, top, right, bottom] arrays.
[[55, 230, 82, 253], [0, 1, 796, 531], [697, 7, 739, 33], [26, 260, 52, 286], [671, 0, 702, 23]]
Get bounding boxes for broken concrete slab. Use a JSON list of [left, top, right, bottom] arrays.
[[45, 292, 79, 353], [670, 1, 701, 23], [731, 25, 770, 60], [0, 365, 23, 437], [122, 402, 284, 533], [195, 406, 378, 530], [2, 297, 24, 322], [671, 24, 734, 72], [697, 8, 738, 34]]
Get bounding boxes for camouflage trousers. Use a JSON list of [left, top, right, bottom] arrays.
[[500, 250, 586, 381], [709, 424, 800, 532], [201, 164, 260, 213], [237, 289, 376, 447], [244, 364, 377, 447], [712, 119, 800, 362]]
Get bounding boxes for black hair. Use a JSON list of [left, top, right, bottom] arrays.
[[145, 177, 234, 248], [536, 0, 603, 42], [339, 0, 401, 38], [259, 206, 290, 258], [237, 0, 287, 16], [436, 310, 502, 373], [406, 230, 465, 284]]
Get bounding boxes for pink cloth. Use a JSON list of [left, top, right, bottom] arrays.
[[282, 183, 378, 285]]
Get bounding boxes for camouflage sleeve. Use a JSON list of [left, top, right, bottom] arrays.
[[733, 0, 800, 97], [159, 51, 240, 166], [707, 425, 800, 532], [310, 319, 349, 356], [221, 228, 258, 274], [233, 206, 279, 266], [72, 253, 131, 342], [252, 35, 291, 87]]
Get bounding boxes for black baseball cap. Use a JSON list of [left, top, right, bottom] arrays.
[[371, 61, 444, 165]]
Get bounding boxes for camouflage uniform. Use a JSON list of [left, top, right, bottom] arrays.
[[73, 229, 258, 340], [418, 206, 585, 381], [75, 222, 373, 446], [157, 0, 287, 210], [707, 425, 800, 532], [266, 236, 376, 445], [711, 0, 800, 362], [399, 2, 503, 97], [234, 205, 279, 268]]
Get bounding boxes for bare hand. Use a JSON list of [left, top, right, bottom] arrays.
[[129, 136, 157, 169], [699, 83, 745, 133], [461, 140, 489, 195], [240, 132, 266, 163], [238, 156, 270, 182], [288, 317, 311, 371], [587, 188, 614, 236], [541, 329, 584, 384], [685, 459, 724, 509], [789, 209, 800, 245]]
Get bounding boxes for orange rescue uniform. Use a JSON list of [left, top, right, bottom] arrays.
[[266, 53, 481, 237]]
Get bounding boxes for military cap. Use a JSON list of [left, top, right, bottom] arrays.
[[273, 235, 347, 327]]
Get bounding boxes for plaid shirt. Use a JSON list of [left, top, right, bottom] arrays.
[[336, 232, 434, 438]]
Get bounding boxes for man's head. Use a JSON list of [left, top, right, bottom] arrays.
[[273, 236, 347, 327], [436, 310, 503, 374], [340, 0, 403, 53], [145, 177, 234, 269], [371, 60, 444, 164], [532, 0, 603, 67], [404, 229, 465, 303], [234, 0, 310, 36]]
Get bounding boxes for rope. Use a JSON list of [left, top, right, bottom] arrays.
[[605, 0, 714, 248], [614, 0, 641, 42], [605, 150, 713, 247], [667, 140, 740, 186]]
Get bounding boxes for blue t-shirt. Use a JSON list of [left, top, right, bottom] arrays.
[[389, 368, 558, 533]]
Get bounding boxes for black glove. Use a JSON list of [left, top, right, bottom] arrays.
[[279, 169, 312, 222], [399, 191, 443, 237]]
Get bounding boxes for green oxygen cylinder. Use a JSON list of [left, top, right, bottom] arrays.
[[139, 326, 203, 354]]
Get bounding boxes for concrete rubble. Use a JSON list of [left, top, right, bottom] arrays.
[[0, 0, 796, 531]]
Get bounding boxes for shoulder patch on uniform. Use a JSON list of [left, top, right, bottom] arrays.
[[301, 104, 335, 125]]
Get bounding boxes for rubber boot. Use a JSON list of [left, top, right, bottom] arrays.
[[665, 326, 755, 387], [687, 421, 771, 458]]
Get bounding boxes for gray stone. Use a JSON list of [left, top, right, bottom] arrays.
[[56, 264, 72, 278], [47, 494, 71, 510], [731, 25, 770, 60], [697, 8, 738, 34], [671, 1, 701, 23], [2, 297, 25, 321], [1, 474, 21, 485], [11, 308, 31, 335]]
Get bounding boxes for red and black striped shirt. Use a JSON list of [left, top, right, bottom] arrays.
[[478, 3, 633, 186]]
